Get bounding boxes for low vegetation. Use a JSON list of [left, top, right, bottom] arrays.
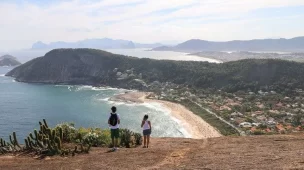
[[0, 119, 142, 156]]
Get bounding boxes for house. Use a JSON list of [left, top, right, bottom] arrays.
[[254, 111, 264, 115], [220, 105, 232, 111], [266, 120, 276, 125], [239, 122, 252, 128], [270, 91, 276, 94], [256, 115, 267, 121], [252, 123, 261, 127], [275, 102, 283, 108], [230, 112, 243, 117], [275, 124, 286, 133], [250, 126, 257, 132], [269, 110, 280, 114]]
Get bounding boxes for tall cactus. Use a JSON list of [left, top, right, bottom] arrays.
[[43, 119, 49, 128], [24, 139, 30, 149], [58, 127, 63, 141], [55, 137, 62, 150], [13, 132, 21, 149]]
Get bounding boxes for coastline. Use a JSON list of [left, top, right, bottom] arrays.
[[110, 91, 222, 139]]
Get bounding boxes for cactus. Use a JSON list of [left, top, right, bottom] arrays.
[[43, 119, 49, 128], [29, 133, 35, 140], [28, 138, 33, 149], [24, 139, 30, 149], [34, 130, 39, 140], [51, 130, 56, 141], [74, 146, 78, 153], [13, 132, 21, 148], [59, 127, 63, 141], [55, 137, 61, 150], [9, 135, 14, 146], [36, 140, 45, 148]]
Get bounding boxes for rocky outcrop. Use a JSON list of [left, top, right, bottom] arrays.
[[0, 55, 21, 66]]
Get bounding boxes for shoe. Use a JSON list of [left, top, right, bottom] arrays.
[[143, 146, 146, 148]]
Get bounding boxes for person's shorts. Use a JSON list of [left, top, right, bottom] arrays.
[[111, 128, 119, 138], [143, 129, 151, 136]]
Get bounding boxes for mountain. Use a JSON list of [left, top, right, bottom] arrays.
[[0, 54, 21, 66], [31, 38, 162, 49], [152, 36, 304, 52], [6, 48, 304, 93]]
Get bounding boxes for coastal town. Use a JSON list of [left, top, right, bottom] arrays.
[[145, 81, 304, 136], [189, 51, 304, 62]]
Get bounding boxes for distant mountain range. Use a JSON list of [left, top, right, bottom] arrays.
[[32, 38, 163, 50], [152, 36, 304, 52], [0, 55, 21, 66]]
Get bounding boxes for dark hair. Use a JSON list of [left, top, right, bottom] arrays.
[[144, 114, 148, 120], [111, 106, 117, 113]]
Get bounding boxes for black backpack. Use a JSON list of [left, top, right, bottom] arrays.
[[109, 113, 118, 126]]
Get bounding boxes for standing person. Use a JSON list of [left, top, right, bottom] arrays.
[[108, 106, 120, 151], [141, 114, 151, 148]]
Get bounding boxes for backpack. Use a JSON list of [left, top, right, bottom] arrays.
[[109, 113, 118, 126]]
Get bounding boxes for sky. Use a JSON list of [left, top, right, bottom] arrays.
[[1, 0, 304, 51]]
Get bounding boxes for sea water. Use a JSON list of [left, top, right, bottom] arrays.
[[0, 66, 191, 142]]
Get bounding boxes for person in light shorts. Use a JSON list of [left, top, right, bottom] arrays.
[[141, 114, 152, 148]]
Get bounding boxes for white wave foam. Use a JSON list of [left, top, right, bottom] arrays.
[[98, 97, 110, 101], [0, 74, 5, 77]]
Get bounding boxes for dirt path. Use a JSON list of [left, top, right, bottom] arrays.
[[1, 134, 304, 170]]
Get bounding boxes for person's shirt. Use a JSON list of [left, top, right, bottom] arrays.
[[108, 113, 120, 129], [142, 120, 150, 130]]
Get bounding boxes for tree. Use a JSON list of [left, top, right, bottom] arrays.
[[292, 112, 303, 126]]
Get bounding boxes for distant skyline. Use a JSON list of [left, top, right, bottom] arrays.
[[1, 0, 304, 51]]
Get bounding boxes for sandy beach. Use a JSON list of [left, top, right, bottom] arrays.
[[110, 91, 221, 139]]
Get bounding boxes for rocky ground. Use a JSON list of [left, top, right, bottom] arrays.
[[1, 134, 304, 170]]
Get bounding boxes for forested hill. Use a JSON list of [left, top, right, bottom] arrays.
[[6, 48, 304, 92]]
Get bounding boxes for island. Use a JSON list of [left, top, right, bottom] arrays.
[[0, 55, 21, 66]]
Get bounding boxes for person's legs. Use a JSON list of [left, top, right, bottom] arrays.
[[111, 129, 115, 149], [143, 135, 147, 147], [114, 128, 119, 149], [147, 135, 150, 148], [114, 138, 118, 148]]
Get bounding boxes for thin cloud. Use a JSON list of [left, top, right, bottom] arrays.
[[0, 0, 304, 50]]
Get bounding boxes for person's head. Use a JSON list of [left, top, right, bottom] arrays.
[[111, 106, 117, 113], [143, 114, 148, 120]]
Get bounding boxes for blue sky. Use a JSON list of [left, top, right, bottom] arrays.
[[0, 0, 304, 50]]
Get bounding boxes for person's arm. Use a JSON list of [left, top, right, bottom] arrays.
[[148, 121, 152, 131], [141, 120, 145, 127], [117, 114, 120, 125]]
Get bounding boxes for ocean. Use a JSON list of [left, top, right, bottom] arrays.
[[0, 66, 193, 142]]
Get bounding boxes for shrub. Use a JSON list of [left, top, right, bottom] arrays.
[[252, 130, 265, 135], [54, 122, 77, 143], [82, 128, 111, 147], [120, 129, 142, 148]]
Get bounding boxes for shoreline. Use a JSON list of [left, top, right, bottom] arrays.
[[110, 91, 222, 139]]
